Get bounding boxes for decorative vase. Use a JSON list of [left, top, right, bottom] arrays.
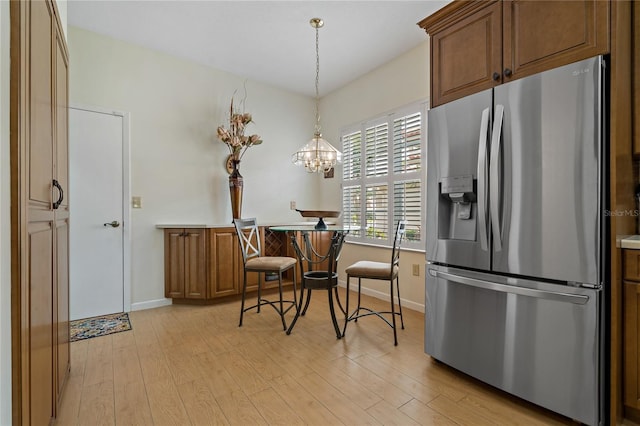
[[229, 159, 243, 220]]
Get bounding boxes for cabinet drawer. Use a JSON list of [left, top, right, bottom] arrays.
[[625, 250, 640, 282]]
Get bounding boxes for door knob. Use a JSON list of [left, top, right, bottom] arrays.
[[103, 221, 120, 228]]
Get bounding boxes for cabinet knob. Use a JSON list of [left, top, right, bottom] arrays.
[[504, 68, 512, 77], [492, 72, 501, 81]]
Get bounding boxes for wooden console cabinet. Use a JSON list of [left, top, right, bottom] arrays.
[[419, 0, 610, 107], [163, 226, 332, 302]]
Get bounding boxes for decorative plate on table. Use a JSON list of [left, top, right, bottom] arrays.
[[296, 209, 341, 230]]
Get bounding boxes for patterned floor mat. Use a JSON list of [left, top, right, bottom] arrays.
[[70, 312, 132, 342]]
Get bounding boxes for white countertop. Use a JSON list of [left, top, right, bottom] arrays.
[[620, 235, 640, 249]]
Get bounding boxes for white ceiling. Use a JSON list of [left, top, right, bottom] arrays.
[[67, 0, 450, 97]]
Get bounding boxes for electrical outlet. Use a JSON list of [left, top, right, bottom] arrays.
[[290, 201, 296, 210], [412, 264, 420, 276]]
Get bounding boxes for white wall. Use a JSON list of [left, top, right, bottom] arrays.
[[0, 2, 11, 423], [68, 26, 431, 313], [320, 41, 431, 311], [68, 27, 332, 306]]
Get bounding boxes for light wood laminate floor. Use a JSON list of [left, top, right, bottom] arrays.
[[56, 289, 572, 425]]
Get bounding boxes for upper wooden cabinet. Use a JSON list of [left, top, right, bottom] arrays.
[[419, 0, 610, 107]]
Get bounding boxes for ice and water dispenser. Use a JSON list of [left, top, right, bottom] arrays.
[[438, 174, 477, 241]]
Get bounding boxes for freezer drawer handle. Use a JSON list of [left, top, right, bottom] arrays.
[[429, 269, 589, 305]]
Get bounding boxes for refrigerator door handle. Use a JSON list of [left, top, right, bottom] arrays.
[[477, 108, 490, 251], [490, 104, 504, 251], [429, 269, 589, 305]]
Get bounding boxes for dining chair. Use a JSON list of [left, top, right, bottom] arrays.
[[343, 220, 407, 345], [233, 218, 297, 330]]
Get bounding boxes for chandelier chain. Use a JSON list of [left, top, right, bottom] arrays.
[[314, 24, 321, 136], [291, 18, 342, 173]]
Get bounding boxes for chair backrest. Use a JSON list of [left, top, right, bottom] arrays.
[[391, 220, 407, 268], [233, 218, 261, 264]]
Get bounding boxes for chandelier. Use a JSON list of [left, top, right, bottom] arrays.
[[292, 18, 342, 173]]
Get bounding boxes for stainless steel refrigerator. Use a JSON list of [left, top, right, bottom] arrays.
[[425, 56, 605, 425]]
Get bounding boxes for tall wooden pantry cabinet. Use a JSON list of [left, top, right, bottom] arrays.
[[10, 0, 70, 424]]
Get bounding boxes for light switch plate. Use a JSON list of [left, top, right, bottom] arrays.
[[132, 196, 142, 209]]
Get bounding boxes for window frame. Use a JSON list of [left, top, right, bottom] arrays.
[[341, 101, 427, 250]]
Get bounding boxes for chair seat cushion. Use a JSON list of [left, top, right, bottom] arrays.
[[346, 261, 397, 280], [246, 256, 296, 272]]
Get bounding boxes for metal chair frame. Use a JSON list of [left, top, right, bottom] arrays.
[[234, 218, 297, 330], [343, 220, 407, 345]]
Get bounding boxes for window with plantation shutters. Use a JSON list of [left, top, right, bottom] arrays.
[[341, 101, 426, 249], [366, 184, 388, 240], [393, 112, 421, 174], [365, 123, 388, 177], [342, 185, 362, 237], [394, 180, 421, 242], [342, 131, 361, 180]]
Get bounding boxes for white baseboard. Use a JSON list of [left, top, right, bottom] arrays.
[[130, 298, 172, 312], [129, 287, 425, 314], [338, 280, 425, 313]]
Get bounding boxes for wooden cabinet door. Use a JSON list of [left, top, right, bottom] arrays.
[[183, 230, 207, 299], [54, 218, 70, 408], [313, 232, 332, 272], [424, 1, 502, 106], [164, 229, 185, 298], [209, 228, 239, 298], [30, 0, 54, 206], [29, 222, 55, 426], [12, 0, 69, 423], [502, 0, 609, 82], [54, 27, 69, 211], [625, 281, 640, 408]]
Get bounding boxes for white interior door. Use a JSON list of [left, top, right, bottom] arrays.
[[69, 107, 128, 320]]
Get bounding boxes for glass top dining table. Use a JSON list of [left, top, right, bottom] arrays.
[[269, 224, 357, 338]]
